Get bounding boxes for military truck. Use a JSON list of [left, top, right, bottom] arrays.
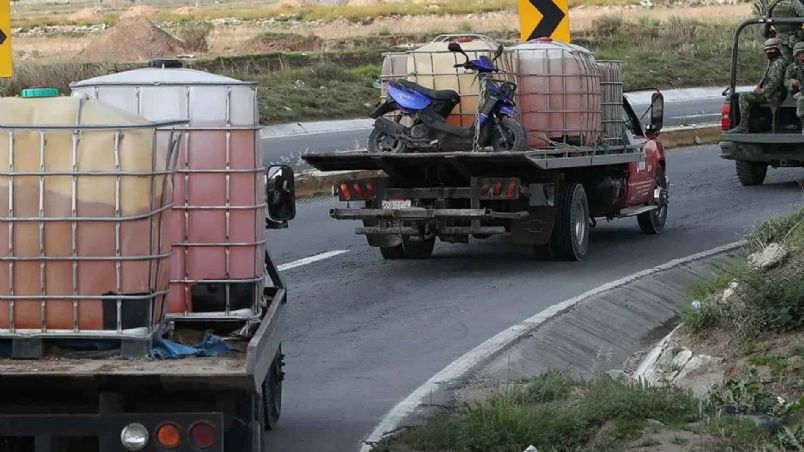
[[720, 16, 804, 185]]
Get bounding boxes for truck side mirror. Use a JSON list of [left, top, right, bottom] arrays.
[[648, 91, 664, 136], [266, 165, 296, 229]]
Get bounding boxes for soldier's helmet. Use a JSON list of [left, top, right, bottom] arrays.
[[764, 37, 782, 51], [794, 41, 804, 56]]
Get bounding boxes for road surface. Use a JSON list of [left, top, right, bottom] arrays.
[[265, 145, 803, 452]]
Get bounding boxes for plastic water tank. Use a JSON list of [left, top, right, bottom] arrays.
[[0, 96, 176, 333], [509, 38, 602, 148], [407, 35, 515, 128], [71, 64, 266, 319]]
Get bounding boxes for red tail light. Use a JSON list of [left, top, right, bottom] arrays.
[[479, 183, 490, 197], [189, 421, 215, 449], [721, 102, 731, 131], [339, 183, 351, 201], [352, 182, 364, 199], [506, 180, 517, 197], [493, 181, 503, 196], [366, 182, 376, 199]]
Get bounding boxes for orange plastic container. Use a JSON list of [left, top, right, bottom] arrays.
[[0, 97, 178, 334], [72, 66, 265, 320], [509, 38, 602, 147]]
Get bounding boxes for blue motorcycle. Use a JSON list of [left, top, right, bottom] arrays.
[[369, 42, 528, 153]]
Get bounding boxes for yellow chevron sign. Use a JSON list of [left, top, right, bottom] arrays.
[[0, 0, 10, 78], [519, 0, 571, 43]]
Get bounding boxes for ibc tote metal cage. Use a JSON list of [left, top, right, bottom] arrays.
[[0, 118, 182, 359]]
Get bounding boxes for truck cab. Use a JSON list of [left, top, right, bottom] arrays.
[[720, 16, 804, 185]]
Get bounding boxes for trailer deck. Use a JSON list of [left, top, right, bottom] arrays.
[[303, 144, 644, 175]]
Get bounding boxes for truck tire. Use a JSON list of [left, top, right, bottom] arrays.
[[735, 160, 767, 186], [492, 118, 528, 152], [368, 127, 408, 153], [263, 349, 284, 430], [402, 236, 435, 259], [550, 183, 590, 261], [380, 244, 406, 259], [638, 166, 668, 234]]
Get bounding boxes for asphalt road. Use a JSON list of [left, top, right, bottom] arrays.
[[262, 91, 726, 167], [265, 146, 803, 452]]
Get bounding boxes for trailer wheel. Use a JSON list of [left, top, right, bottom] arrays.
[[263, 349, 284, 430], [735, 160, 767, 186], [492, 118, 528, 152], [402, 236, 435, 259], [638, 165, 668, 234], [380, 244, 406, 259], [550, 183, 590, 261]]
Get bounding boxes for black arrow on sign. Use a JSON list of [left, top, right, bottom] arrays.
[[527, 0, 565, 41], [0, 29, 5, 46]]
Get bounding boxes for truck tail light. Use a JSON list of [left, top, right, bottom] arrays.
[[352, 182, 364, 199], [156, 423, 181, 449], [366, 182, 376, 199], [189, 421, 216, 449], [120, 423, 149, 451], [506, 180, 517, 197], [339, 183, 351, 201], [478, 178, 520, 200], [721, 102, 731, 131]]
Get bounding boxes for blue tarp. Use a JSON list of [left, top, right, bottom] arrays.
[[150, 332, 235, 359]]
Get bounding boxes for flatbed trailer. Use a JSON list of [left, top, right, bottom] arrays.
[[303, 94, 669, 261], [0, 166, 298, 452]]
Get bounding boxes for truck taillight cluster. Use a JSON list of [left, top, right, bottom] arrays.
[[721, 102, 731, 131], [478, 178, 520, 199], [121, 421, 216, 450], [337, 180, 377, 201]]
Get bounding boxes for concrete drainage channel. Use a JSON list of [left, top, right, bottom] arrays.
[[359, 241, 743, 451]]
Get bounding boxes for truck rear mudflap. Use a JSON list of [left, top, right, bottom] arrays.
[[0, 412, 223, 452]]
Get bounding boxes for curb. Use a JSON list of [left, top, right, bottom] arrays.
[[359, 241, 744, 452], [292, 125, 722, 198]]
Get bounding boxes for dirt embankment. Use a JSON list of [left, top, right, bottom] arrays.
[[78, 16, 185, 63]]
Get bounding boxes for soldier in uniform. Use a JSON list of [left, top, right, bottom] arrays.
[[785, 41, 804, 131], [728, 38, 788, 133], [769, 0, 804, 61]]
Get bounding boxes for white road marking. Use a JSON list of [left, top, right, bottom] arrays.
[[358, 241, 744, 452], [278, 250, 349, 271]]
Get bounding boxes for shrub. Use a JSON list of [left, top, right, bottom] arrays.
[[175, 21, 214, 53]]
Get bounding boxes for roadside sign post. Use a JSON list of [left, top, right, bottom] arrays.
[[518, 0, 571, 43], [1, 0, 11, 78]]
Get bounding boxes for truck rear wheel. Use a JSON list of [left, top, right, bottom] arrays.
[[380, 244, 406, 259], [735, 160, 767, 186], [263, 349, 284, 430], [550, 183, 590, 261], [638, 166, 668, 234], [402, 236, 435, 258]]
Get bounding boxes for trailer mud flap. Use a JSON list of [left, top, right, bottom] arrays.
[[511, 207, 557, 245]]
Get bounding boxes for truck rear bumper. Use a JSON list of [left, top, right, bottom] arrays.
[[330, 207, 529, 237], [0, 412, 223, 452], [720, 138, 804, 165]]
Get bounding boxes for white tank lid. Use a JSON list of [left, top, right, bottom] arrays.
[[510, 37, 594, 54], [71, 66, 255, 88]]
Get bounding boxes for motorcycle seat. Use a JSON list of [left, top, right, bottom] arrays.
[[395, 80, 460, 102]]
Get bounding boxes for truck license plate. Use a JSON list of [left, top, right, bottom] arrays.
[[382, 199, 411, 209]]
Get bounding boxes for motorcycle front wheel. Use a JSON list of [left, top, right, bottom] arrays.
[[368, 128, 409, 153], [491, 118, 528, 152]]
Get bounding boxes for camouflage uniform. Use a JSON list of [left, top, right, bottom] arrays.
[[785, 41, 804, 123], [735, 39, 787, 127], [770, 0, 804, 61]]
